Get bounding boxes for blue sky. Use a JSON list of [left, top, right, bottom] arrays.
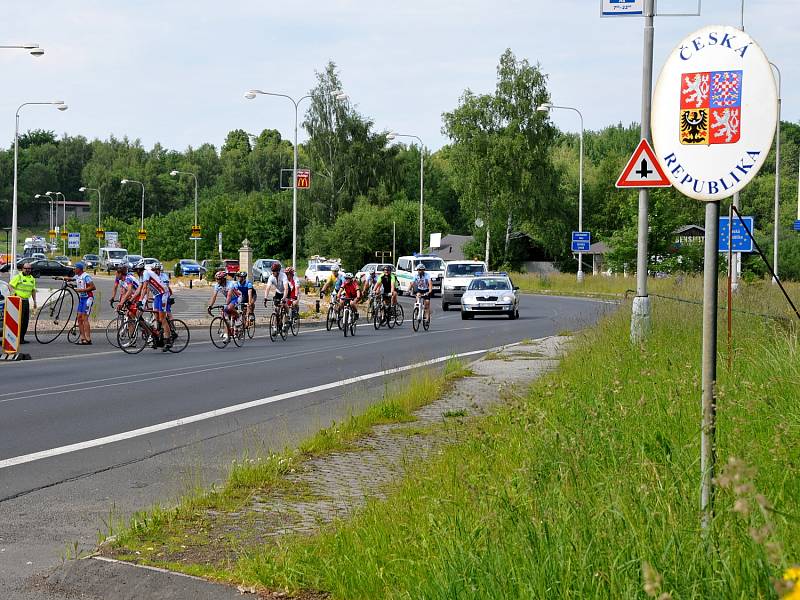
[[0, 0, 795, 153]]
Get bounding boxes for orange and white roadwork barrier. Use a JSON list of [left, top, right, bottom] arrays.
[[2, 295, 21, 355]]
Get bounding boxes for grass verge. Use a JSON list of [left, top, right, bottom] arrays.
[[107, 357, 473, 563], [235, 292, 800, 598]]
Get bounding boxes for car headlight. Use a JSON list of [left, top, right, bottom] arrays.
[[502, 295, 513, 303], [462, 296, 476, 304], [444, 284, 454, 291]]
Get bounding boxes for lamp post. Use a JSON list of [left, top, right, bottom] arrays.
[[387, 132, 425, 254], [79, 186, 102, 254], [121, 179, 145, 255], [770, 62, 781, 284], [54, 192, 67, 255], [537, 102, 584, 282], [244, 89, 313, 269], [10, 101, 67, 275], [0, 43, 45, 57], [34, 193, 52, 233], [170, 170, 199, 261]]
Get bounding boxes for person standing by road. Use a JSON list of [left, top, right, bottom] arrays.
[[8, 262, 37, 344], [73, 262, 96, 345]]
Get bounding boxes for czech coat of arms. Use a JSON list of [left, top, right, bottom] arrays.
[[680, 70, 742, 145]]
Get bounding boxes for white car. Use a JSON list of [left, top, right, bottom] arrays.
[[460, 273, 520, 320], [305, 256, 341, 286], [355, 263, 393, 281], [441, 260, 487, 311]]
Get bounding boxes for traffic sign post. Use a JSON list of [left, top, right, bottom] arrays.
[[191, 225, 202, 239], [616, 139, 671, 188], [95, 228, 105, 240], [68, 232, 80, 250], [137, 229, 147, 241], [718, 216, 754, 253], [571, 231, 591, 253], [600, 0, 643, 17]]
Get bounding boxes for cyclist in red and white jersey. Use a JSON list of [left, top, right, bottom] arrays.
[[285, 266, 301, 320], [135, 261, 172, 351]]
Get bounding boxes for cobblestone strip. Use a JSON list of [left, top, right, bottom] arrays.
[[209, 336, 567, 547]]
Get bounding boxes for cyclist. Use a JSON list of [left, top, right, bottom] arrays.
[[136, 261, 172, 351], [264, 262, 289, 307], [72, 262, 96, 345], [285, 266, 301, 321], [319, 264, 344, 307], [375, 265, 397, 310], [337, 272, 361, 320], [411, 264, 432, 323], [235, 271, 256, 322], [360, 268, 379, 306], [119, 262, 143, 314], [208, 270, 241, 324], [109, 264, 128, 307], [154, 262, 176, 322]]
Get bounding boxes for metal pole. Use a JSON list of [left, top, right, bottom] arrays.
[[393, 220, 396, 263], [771, 63, 781, 285], [419, 147, 424, 254], [485, 226, 490, 267], [193, 173, 198, 263], [59, 192, 66, 255], [97, 189, 102, 255], [140, 185, 145, 257], [732, 192, 740, 290], [631, 0, 654, 343], [700, 200, 720, 531], [10, 110, 20, 276], [577, 114, 584, 283]]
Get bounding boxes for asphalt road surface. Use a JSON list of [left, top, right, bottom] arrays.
[[0, 293, 614, 599]]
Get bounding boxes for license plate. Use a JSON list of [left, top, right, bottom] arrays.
[[479, 303, 495, 308]]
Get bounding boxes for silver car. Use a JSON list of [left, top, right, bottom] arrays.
[[460, 273, 520, 320]]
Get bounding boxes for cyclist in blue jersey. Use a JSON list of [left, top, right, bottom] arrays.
[[236, 271, 256, 322], [208, 270, 241, 320], [72, 262, 96, 345], [411, 264, 432, 322]]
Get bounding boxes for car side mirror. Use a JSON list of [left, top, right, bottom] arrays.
[[513, 286, 519, 291]]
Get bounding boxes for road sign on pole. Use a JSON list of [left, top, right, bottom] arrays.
[[718, 216, 754, 253], [68, 232, 81, 249], [600, 0, 643, 16], [616, 139, 671, 188], [137, 229, 147, 241], [571, 231, 591, 252], [95, 228, 105, 239], [191, 225, 202, 239], [104, 231, 119, 247], [296, 169, 311, 189]]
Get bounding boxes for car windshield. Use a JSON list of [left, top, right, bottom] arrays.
[[468, 278, 511, 291], [317, 264, 334, 272], [127, 255, 142, 262], [447, 263, 484, 277], [181, 259, 198, 265], [85, 255, 99, 260], [415, 259, 444, 271], [108, 250, 127, 259]]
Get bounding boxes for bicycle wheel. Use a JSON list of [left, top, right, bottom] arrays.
[[386, 304, 395, 329], [366, 300, 374, 321], [279, 311, 288, 341], [343, 308, 350, 337], [35, 289, 74, 344], [394, 303, 404, 327], [269, 313, 279, 342], [290, 310, 300, 337], [412, 306, 420, 332], [326, 305, 336, 331], [423, 310, 430, 331], [67, 324, 81, 344], [118, 319, 146, 355], [373, 305, 382, 330], [105, 315, 124, 348], [350, 311, 356, 336], [210, 316, 230, 348], [167, 319, 190, 353], [246, 313, 256, 339]]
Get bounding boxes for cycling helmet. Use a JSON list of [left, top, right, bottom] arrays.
[[332, 264, 340, 272], [237, 270, 247, 278], [344, 272, 353, 280], [286, 266, 295, 274], [270, 262, 281, 273], [368, 267, 376, 274], [116, 264, 128, 273], [383, 265, 392, 272], [416, 264, 426, 271], [152, 262, 162, 271], [214, 270, 227, 280]]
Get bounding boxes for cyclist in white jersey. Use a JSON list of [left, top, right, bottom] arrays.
[[135, 261, 172, 351], [72, 262, 96, 345], [411, 264, 432, 322]]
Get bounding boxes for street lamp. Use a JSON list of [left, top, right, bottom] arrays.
[[387, 132, 425, 254], [79, 186, 102, 254], [121, 179, 145, 256], [770, 62, 781, 284], [0, 43, 45, 57], [170, 170, 199, 261], [10, 101, 67, 275], [244, 88, 313, 268], [49, 191, 67, 254], [34, 193, 53, 234], [537, 102, 585, 282]]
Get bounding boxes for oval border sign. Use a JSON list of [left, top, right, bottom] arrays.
[[651, 25, 777, 201]]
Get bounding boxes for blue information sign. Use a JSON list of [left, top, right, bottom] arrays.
[[793, 220, 800, 232], [571, 231, 591, 253], [718, 216, 754, 253]]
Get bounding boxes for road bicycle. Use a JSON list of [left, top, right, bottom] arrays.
[[118, 305, 189, 354], [411, 293, 431, 332], [325, 293, 339, 332], [208, 305, 245, 348], [373, 297, 395, 330], [365, 293, 377, 322], [269, 298, 289, 342], [341, 298, 357, 337], [105, 298, 148, 348], [241, 302, 257, 339], [34, 279, 82, 344]]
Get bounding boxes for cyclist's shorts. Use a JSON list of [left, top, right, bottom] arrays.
[[273, 292, 284, 306], [416, 290, 431, 299], [77, 296, 94, 315], [226, 296, 240, 310], [153, 292, 169, 313]]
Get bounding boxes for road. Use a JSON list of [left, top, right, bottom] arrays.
[[0, 293, 614, 598]]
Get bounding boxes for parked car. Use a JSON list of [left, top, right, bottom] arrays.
[[460, 272, 519, 320], [25, 259, 75, 279], [142, 257, 160, 270], [100, 247, 129, 272], [53, 255, 72, 266], [355, 263, 393, 282], [124, 254, 144, 270], [82, 254, 101, 269], [305, 255, 340, 286], [31, 252, 47, 262], [441, 260, 487, 311], [396, 254, 446, 296], [252, 258, 281, 282], [174, 259, 205, 277], [223, 259, 240, 274]]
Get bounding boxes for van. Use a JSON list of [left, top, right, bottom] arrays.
[[440, 260, 487, 310], [100, 247, 129, 273], [395, 254, 446, 297]]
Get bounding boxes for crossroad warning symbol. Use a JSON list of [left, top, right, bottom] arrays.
[[616, 139, 671, 188]]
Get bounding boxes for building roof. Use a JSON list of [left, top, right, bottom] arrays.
[[427, 234, 474, 261], [585, 241, 611, 255], [673, 224, 705, 236]]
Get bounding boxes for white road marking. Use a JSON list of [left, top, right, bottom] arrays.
[[0, 348, 492, 470]]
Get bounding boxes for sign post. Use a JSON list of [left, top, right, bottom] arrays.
[[571, 231, 591, 253], [651, 25, 777, 531]]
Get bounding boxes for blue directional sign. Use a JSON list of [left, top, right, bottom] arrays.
[[571, 231, 591, 253], [718, 216, 754, 253], [793, 220, 800, 232], [601, 0, 643, 16]]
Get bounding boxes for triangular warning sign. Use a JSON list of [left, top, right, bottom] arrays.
[[616, 139, 671, 188]]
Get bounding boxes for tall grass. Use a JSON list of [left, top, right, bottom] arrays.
[[239, 295, 800, 598]]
